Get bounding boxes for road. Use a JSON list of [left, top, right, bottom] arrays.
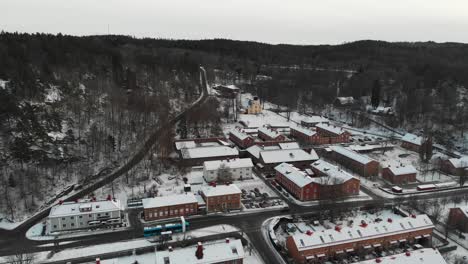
[[0, 66, 210, 251]]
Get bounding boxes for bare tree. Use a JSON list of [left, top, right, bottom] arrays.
[[218, 163, 233, 183], [7, 253, 35, 264]]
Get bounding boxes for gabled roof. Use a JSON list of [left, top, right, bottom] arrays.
[[204, 158, 253, 171], [448, 156, 468, 169], [260, 149, 319, 164], [401, 133, 423, 146], [291, 126, 317, 137], [258, 127, 282, 139], [142, 193, 198, 209], [275, 163, 314, 187], [229, 129, 251, 141], [181, 146, 239, 159], [316, 123, 347, 135], [386, 164, 417, 175], [330, 146, 376, 165], [202, 184, 242, 197], [292, 214, 433, 252], [311, 160, 356, 183]]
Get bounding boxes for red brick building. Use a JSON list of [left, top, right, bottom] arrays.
[[382, 164, 417, 184], [328, 146, 379, 177], [258, 127, 286, 141], [142, 193, 198, 221], [229, 129, 255, 149], [290, 126, 321, 144], [401, 133, 423, 152], [275, 162, 360, 201], [286, 214, 434, 263], [442, 157, 468, 176], [259, 148, 319, 172], [201, 184, 242, 212], [448, 207, 468, 233], [315, 123, 351, 144]]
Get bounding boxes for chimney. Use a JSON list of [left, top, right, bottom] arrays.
[[195, 242, 204, 259], [168, 246, 173, 252], [226, 238, 230, 243], [96, 258, 100, 264]]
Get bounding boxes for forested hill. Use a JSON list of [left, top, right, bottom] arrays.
[[0, 32, 468, 221]]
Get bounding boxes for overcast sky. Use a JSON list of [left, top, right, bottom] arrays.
[[1, 0, 468, 45]]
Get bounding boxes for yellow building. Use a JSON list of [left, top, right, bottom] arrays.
[[246, 97, 262, 114]]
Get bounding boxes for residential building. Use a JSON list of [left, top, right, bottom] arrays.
[[401, 133, 423, 152], [382, 164, 417, 184], [245, 96, 262, 114], [290, 126, 320, 144], [48, 199, 123, 233], [259, 148, 319, 172], [155, 239, 244, 264], [258, 127, 286, 141], [328, 146, 379, 177], [142, 193, 198, 221], [203, 158, 254, 182], [315, 123, 351, 144], [229, 129, 255, 149], [442, 156, 468, 176], [180, 146, 239, 166], [201, 184, 242, 212], [300, 116, 329, 128], [357, 248, 446, 264], [275, 162, 359, 201], [310, 160, 360, 198], [286, 214, 434, 263], [448, 206, 468, 233]]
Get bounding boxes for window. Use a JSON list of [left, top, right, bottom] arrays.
[[62, 217, 65, 220], [71, 223, 75, 227], [53, 225, 57, 228], [105, 212, 109, 216], [63, 224, 66, 228], [70, 216, 74, 220], [79, 216, 83, 219]]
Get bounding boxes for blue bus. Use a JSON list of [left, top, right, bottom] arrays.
[[143, 217, 190, 237]]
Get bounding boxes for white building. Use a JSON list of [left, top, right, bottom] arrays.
[[203, 158, 254, 182], [155, 239, 244, 264], [48, 199, 123, 233]]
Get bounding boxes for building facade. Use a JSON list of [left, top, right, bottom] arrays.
[[382, 164, 417, 184], [275, 162, 360, 201], [286, 215, 434, 264], [142, 193, 198, 221], [229, 130, 255, 149], [203, 158, 254, 182], [315, 124, 351, 144], [448, 207, 468, 233], [48, 199, 123, 233], [328, 146, 379, 177], [201, 184, 242, 212]]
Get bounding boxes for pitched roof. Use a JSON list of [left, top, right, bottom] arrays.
[[291, 214, 433, 252], [330, 146, 376, 165], [275, 163, 314, 187], [49, 200, 122, 218], [316, 123, 347, 135], [357, 248, 446, 264], [258, 127, 282, 139], [386, 164, 417, 175], [401, 133, 423, 146], [448, 156, 468, 169], [229, 129, 251, 141], [311, 160, 356, 183], [181, 146, 239, 159], [202, 184, 242, 197], [292, 126, 317, 137], [203, 158, 253, 171], [142, 193, 198, 209], [260, 149, 319, 164]]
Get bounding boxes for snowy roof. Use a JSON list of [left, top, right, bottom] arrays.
[[49, 200, 122, 218], [335, 97, 355, 105], [260, 149, 319, 164], [229, 129, 251, 141], [155, 239, 244, 264], [202, 184, 242, 197], [330, 146, 376, 165], [204, 158, 253, 171], [301, 115, 329, 124], [311, 160, 356, 183], [279, 142, 301, 150], [401, 133, 423, 146], [448, 156, 468, 169], [385, 164, 417, 175], [246, 145, 280, 159], [275, 163, 314, 187], [291, 214, 433, 252], [142, 193, 198, 209], [175, 141, 197, 150], [357, 248, 446, 264], [347, 143, 395, 152], [258, 127, 282, 139], [291, 126, 317, 136], [316, 123, 347, 135], [181, 146, 239, 159]]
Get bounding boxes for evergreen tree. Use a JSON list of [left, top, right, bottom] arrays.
[[371, 79, 381, 108]]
